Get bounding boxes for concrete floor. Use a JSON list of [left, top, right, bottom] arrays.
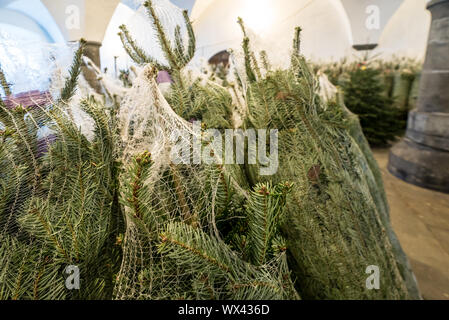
[[373, 149, 449, 300]]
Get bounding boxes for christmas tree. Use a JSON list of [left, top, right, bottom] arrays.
[[0, 0, 420, 300], [0, 42, 123, 299], [341, 66, 405, 146], [235, 21, 419, 299], [115, 0, 299, 299]]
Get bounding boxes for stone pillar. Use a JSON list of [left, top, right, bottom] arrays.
[[81, 41, 103, 94], [388, 0, 449, 193]]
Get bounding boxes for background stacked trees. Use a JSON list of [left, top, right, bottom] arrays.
[[321, 58, 421, 146], [0, 0, 421, 300]]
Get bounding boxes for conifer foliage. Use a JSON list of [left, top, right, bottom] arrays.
[[341, 67, 405, 146], [236, 21, 418, 299], [0, 42, 123, 299], [0, 0, 420, 300]]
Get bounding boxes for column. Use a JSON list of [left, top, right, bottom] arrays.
[[388, 0, 449, 193]]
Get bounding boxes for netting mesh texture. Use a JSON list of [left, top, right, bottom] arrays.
[[0, 0, 420, 300]]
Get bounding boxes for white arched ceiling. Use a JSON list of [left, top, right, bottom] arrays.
[[190, 0, 355, 66], [40, 0, 120, 42], [375, 0, 431, 59], [191, 0, 214, 21], [0, 8, 50, 42], [191, 0, 432, 63], [1, 0, 120, 43], [340, 0, 405, 47], [101, 3, 136, 74], [0, 0, 432, 75], [1, 0, 64, 43]]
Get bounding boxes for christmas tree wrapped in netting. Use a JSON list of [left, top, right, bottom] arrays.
[[114, 0, 299, 300], [0, 41, 124, 299], [0, 0, 300, 300], [0, 0, 420, 300], [114, 64, 298, 299], [232, 22, 420, 299]]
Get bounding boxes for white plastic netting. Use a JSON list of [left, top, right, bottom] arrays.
[[0, 34, 120, 298], [114, 61, 295, 299], [115, 65, 212, 299], [124, 0, 190, 68], [0, 32, 76, 96], [0, 0, 416, 301]]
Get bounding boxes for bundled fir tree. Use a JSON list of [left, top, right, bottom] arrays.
[[0, 30, 299, 302], [114, 0, 299, 300], [235, 21, 420, 299], [341, 67, 405, 146], [0, 42, 123, 299], [0, 0, 421, 300]]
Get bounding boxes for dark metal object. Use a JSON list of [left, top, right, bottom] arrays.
[[352, 44, 378, 51], [388, 0, 449, 193]]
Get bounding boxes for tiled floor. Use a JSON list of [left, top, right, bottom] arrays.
[[374, 149, 449, 300]]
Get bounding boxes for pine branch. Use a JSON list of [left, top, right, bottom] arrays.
[[159, 222, 232, 274], [118, 29, 145, 64], [293, 27, 302, 56], [122, 151, 152, 221], [237, 17, 248, 37], [260, 51, 271, 73], [19, 202, 69, 260], [173, 25, 185, 64], [183, 9, 196, 62], [158, 221, 289, 299], [0, 98, 13, 128], [237, 18, 257, 83], [143, 1, 196, 73], [250, 52, 262, 80], [242, 38, 257, 83], [145, 0, 180, 71], [59, 39, 86, 104], [118, 25, 167, 70], [291, 27, 303, 73], [245, 182, 291, 266], [0, 63, 11, 96]]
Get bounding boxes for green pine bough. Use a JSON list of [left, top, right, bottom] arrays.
[[118, 150, 298, 299], [237, 22, 420, 299], [0, 64, 12, 96], [0, 89, 123, 299], [0, 2, 420, 300], [341, 67, 405, 146]]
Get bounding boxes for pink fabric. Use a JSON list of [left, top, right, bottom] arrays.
[[156, 70, 173, 84], [2, 90, 53, 110]]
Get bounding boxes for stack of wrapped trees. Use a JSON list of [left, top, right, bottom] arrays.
[[0, 0, 420, 300], [321, 59, 422, 146]]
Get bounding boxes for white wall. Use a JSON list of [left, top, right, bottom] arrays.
[[374, 0, 431, 59], [191, 0, 432, 65], [0, 9, 50, 42], [1, 0, 65, 43], [100, 3, 136, 74]]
